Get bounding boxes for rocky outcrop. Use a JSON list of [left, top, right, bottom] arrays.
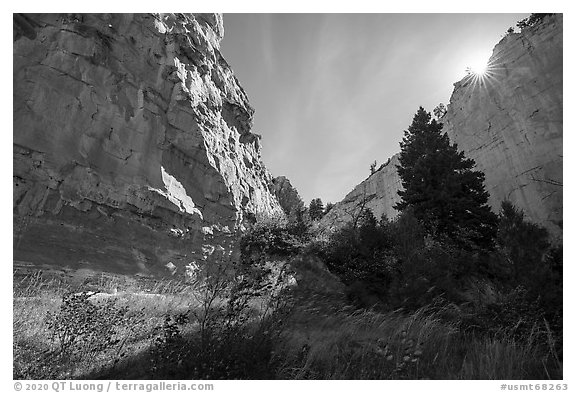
[[13, 13, 283, 276], [272, 176, 305, 217], [320, 155, 402, 231], [321, 14, 562, 239]]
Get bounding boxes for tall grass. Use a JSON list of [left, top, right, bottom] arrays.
[[13, 268, 562, 380], [13, 271, 200, 379], [272, 295, 562, 379]]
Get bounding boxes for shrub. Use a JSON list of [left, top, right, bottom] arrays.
[[240, 217, 309, 258], [148, 253, 296, 379], [30, 291, 144, 378], [494, 201, 562, 338], [46, 292, 140, 358], [316, 209, 399, 308]]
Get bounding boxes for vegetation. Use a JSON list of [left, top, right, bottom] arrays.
[[395, 107, 498, 250], [309, 198, 326, 221], [433, 103, 446, 119], [370, 160, 377, 174], [516, 14, 555, 30], [325, 202, 335, 214], [505, 14, 555, 36], [14, 236, 562, 380]]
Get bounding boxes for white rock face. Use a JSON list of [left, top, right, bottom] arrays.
[[13, 13, 283, 275], [320, 15, 562, 239], [443, 14, 562, 239]]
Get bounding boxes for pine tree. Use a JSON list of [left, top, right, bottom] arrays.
[[308, 198, 325, 221], [394, 107, 497, 249]]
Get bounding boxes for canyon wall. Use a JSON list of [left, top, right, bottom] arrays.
[[321, 14, 562, 239], [272, 176, 305, 217], [13, 13, 283, 276]]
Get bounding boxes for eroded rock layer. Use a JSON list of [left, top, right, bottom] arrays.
[[321, 15, 562, 239], [13, 13, 283, 276]]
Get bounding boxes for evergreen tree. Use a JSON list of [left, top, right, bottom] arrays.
[[308, 198, 325, 221], [394, 107, 497, 249]]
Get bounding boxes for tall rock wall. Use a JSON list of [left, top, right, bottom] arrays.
[[442, 14, 562, 238], [13, 13, 283, 276], [321, 14, 562, 239]]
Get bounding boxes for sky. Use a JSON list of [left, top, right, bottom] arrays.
[[219, 13, 530, 205], [221, 14, 528, 204]]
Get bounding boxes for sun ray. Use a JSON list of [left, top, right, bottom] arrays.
[[461, 54, 505, 94]]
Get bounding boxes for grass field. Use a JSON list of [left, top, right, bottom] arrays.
[[13, 263, 562, 380]]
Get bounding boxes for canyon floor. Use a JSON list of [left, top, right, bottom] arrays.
[[13, 255, 562, 380]]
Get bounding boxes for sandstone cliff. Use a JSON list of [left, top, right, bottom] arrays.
[[442, 14, 562, 238], [272, 176, 305, 217], [321, 14, 562, 239], [13, 13, 283, 276]]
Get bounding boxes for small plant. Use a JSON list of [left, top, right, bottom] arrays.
[[45, 291, 142, 365], [149, 312, 190, 378], [370, 161, 377, 174]]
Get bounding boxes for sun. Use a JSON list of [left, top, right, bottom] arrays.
[[463, 51, 492, 78], [468, 60, 488, 76]]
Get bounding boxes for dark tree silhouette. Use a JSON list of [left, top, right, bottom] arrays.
[[395, 107, 497, 249], [308, 198, 325, 221]]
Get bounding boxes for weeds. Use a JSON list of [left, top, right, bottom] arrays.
[[14, 256, 562, 380]]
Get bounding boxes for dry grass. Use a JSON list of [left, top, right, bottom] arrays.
[[13, 270, 201, 379], [13, 269, 562, 380]]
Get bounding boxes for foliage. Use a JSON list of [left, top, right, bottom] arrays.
[[316, 208, 397, 308], [148, 256, 295, 379], [13, 248, 562, 380], [433, 103, 446, 119], [15, 291, 146, 379], [274, 304, 561, 379], [370, 160, 377, 174], [395, 107, 498, 250], [309, 198, 325, 221], [45, 292, 141, 359], [240, 216, 309, 258], [495, 201, 562, 335], [516, 14, 554, 30], [497, 201, 549, 283]]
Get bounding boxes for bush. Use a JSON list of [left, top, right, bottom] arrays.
[[240, 217, 309, 258], [494, 201, 562, 337], [46, 292, 141, 358], [316, 209, 398, 307], [148, 254, 295, 379], [16, 291, 146, 379]]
